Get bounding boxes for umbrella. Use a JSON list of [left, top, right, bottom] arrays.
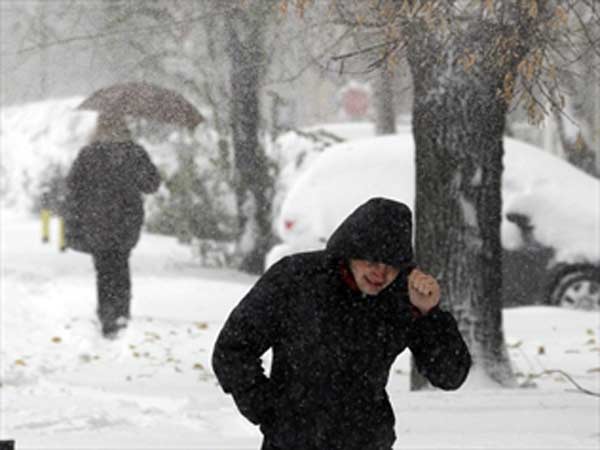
[[77, 81, 204, 131]]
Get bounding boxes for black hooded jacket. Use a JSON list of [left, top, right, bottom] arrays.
[[212, 198, 471, 450], [64, 141, 160, 253]]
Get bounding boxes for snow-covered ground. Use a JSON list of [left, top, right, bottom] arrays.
[[1, 210, 599, 449]]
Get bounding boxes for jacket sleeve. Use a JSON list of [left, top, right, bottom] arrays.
[[66, 147, 88, 193], [132, 145, 161, 194], [211, 258, 289, 425], [64, 148, 92, 220], [407, 306, 471, 390]]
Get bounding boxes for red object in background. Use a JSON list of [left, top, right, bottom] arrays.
[[284, 220, 295, 230], [342, 87, 369, 118]]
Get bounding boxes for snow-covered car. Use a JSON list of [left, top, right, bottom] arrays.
[[268, 133, 600, 310]]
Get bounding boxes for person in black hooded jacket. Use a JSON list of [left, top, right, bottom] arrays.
[[212, 197, 471, 450], [65, 114, 161, 338]]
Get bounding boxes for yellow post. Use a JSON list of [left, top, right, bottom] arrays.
[[41, 209, 51, 243], [58, 216, 66, 252]]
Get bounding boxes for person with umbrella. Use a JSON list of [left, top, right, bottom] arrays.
[[66, 82, 202, 338], [64, 113, 161, 338]]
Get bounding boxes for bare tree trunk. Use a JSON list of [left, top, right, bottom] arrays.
[[594, 51, 600, 176], [373, 65, 397, 135], [407, 25, 519, 389], [226, 5, 274, 274]]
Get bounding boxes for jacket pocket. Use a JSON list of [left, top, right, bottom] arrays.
[[259, 390, 314, 449], [235, 382, 277, 425]]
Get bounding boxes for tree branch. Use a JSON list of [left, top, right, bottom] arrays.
[[541, 369, 600, 397]]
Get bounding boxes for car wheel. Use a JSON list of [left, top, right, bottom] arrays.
[[549, 267, 600, 311]]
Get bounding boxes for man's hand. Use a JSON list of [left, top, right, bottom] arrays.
[[408, 268, 440, 315]]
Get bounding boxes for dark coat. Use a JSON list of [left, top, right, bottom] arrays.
[[212, 198, 471, 450], [64, 141, 160, 253]]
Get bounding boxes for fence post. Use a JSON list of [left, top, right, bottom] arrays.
[[41, 209, 51, 243]]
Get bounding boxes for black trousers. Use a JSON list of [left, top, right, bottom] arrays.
[[92, 249, 131, 332], [261, 437, 393, 450]]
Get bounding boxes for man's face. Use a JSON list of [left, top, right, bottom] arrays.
[[349, 259, 400, 296]]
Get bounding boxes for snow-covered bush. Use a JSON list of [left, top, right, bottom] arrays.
[[143, 129, 238, 246], [0, 97, 96, 211], [31, 162, 68, 215], [266, 123, 376, 231]]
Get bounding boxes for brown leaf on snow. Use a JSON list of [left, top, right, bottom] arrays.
[[144, 331, 160, 340], [51, 336, 62, 343], [14, 359, 26, 366], [537, 346, 545, 355]]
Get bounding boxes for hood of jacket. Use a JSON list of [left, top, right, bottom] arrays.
[[326, 197, 414, 267]]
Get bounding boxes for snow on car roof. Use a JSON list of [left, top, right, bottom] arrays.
[[276, 133, 600, 265]]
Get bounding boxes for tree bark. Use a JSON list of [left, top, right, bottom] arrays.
[[226, 5, 274, 274], [407, 25, 519, 388]]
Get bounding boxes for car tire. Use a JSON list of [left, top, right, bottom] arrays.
[[549, 266, 600, 311]]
